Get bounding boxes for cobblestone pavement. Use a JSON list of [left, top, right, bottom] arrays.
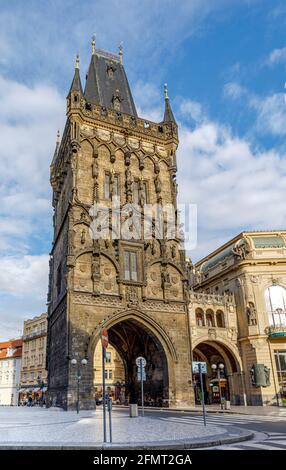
[[0, 407, 229, 446]]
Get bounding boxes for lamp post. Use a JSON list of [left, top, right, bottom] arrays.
[[37, 375, 45, 406], [211, 363, 225, 408], [71, 358, 88, 414]]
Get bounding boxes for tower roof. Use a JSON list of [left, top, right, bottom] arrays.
[[84, 47, 137, 117], [163, 83, 176, 124], [68, 54, 83, 95]]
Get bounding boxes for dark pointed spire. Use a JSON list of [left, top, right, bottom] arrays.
[[68, 54, 83, 95], [84, 36, 137, 116], [163, 83, 176, 124]]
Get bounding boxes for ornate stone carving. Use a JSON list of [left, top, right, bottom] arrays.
[[246, 301, 257, 326], [126, 286, 139, 306]]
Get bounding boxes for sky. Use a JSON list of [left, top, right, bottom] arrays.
[[1, 0, 286, 340]]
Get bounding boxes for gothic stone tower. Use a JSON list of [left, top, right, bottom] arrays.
[[47, 40, 194, 409]]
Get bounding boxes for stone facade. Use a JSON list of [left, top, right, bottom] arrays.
[[93, 344, 125, 402], [191, 231, 286, 406], [19, 313, 48, 401], [47, 45, 193, 409]]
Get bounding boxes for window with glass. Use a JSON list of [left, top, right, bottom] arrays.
[[206, 311, 214, 327], [195, 309, 204, 327], [274, 350, 286, 400], [216, 311, 224, 328], [124, 250, 138, 281], [109, 370, 113, 379], [265, 286, 286, 326], [106, 352, 111, 363]]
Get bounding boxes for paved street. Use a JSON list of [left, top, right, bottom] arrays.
[[0, 406, 230, 448], [0, 406, 285, 449], [141, 409, 286, 450]]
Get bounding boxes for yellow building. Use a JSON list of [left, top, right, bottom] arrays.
[[20, 313, 48, 403], [191, 231, 286, 407], [93, 343, 125, 402]]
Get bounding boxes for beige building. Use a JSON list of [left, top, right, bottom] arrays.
[[93, 344, 125, 402], [20, 313, 48, 402], [190, 231, 286, 407]]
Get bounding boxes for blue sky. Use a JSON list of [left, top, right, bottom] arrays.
[[1, 0, 286, 340]]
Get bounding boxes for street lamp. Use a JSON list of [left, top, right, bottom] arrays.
[[37, 375, 45, 406], [211, 363, 225, 409], [71, 358, 88, 414]]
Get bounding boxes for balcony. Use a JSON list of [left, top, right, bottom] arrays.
[[266, 325, 286, 338], [22, 329, 47, 341]]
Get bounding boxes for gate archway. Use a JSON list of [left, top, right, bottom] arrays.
[[193, 340, 244, 405], [88, 309, 177, 406]]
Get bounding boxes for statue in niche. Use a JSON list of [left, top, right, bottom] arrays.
[[80, 229, 86, 245], [125, 168, 133, 192], [246, 302, 257, 326], [110, 169, 115, 198], [92, 160, 99, 179], [171, 244, 176, 258], [154, 174, 162, 194], [161, 265, 170, 288], [138, 177, 145, 207]]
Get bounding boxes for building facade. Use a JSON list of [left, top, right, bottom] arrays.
[[46, 41, 286, 410], [0, 339, 22, 406], [191, 231, 286, 406], [93, 344, 125, 402], [19, 313, 48, 403], [47, 41, 193, 410]]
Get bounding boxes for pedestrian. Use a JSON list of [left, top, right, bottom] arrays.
[[28, 396, 33, 407]]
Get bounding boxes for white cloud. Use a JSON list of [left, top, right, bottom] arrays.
[[179, 99, 205, 123], [250, 93, 286, 136], [0, 254, 49, 339], [223, 82, 246, 100], [0, 74, 65, 255], [0, 254, 49, 296], [267, 46, 286, 66], [176, 100, 286, 260]]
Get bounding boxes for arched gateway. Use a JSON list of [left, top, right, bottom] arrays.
[[193, 340, 245, 405], [88, 310, 177, 406], [46, 43, 194, 410]]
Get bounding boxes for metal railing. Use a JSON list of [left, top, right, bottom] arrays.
[[22, 329, 47, 341]]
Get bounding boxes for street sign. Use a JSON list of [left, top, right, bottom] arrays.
[[136, 356, 146, 367], [137, 370, 146, 381], [101, 329, 109, 349], [192, 361, 207, 374]]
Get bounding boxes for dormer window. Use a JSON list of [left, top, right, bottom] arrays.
[[112, 89, 122, 112], [113, 97, 121, 111], [107, 65, 116, 79]]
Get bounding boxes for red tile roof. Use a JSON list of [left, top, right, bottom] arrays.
[[0, 338, 23, 359]]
